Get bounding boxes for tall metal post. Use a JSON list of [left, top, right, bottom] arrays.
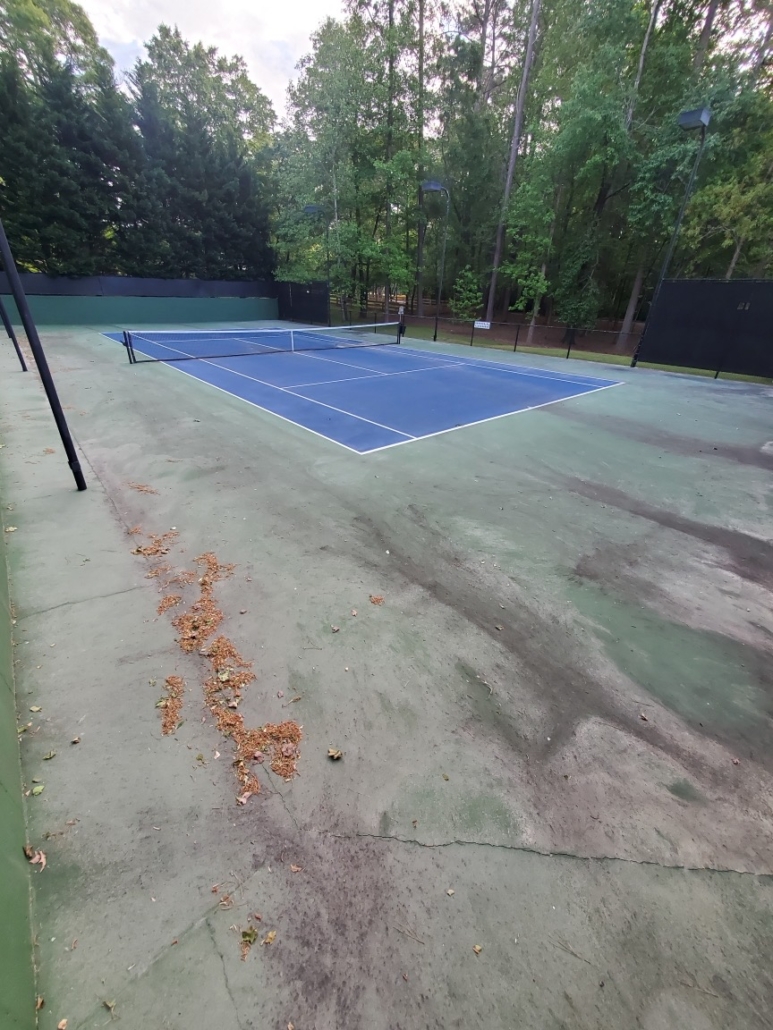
[[0, 293, 27, 371], [632, 110, 710, 367], [0, 219, 86, 491], [433, 188, 450, 342]]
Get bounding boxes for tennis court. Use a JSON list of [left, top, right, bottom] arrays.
[[104, 324, 621, 453]]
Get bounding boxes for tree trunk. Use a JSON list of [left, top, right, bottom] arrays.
[[527, 261, 547, 345], [384, 0, 395, 321], [751, 13, 773, 85], [626, 0, 663, 129], [725, 238, 743, 279], [694, 0, 720, 70], [616, 265, 644, 349], [416, 0, 426, 316], [485, 0, 542, 322]]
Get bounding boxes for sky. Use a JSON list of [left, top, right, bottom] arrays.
[[77, 0, 345, 117]]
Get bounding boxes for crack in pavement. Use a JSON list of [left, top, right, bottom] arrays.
[[17, 585, 145, 620], [206, 916, 247, 1030], [334, 831, 772, 878]]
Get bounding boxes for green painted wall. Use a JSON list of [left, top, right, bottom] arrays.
[[1, 294, 278, 326], [0, 495, 36, 1029]]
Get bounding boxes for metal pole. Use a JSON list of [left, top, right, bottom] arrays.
[[0, 293, 27, 371], [433, 189, 450, 343], [470, 322, 475, 346], [0, 219, 86, 491], [514, 324, 520, 352], [632, 126, 707, 367]]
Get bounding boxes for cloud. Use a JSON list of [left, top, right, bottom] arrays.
[[77, 0, 344, 115]]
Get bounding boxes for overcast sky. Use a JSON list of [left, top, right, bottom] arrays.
[[77, 0, 345, 117]]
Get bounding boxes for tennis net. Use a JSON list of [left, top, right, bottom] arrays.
[[123, 322, 402, 364]]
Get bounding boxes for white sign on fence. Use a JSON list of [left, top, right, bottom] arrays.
[[473, 320, 491, 330]]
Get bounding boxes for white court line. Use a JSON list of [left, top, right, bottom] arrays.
[[143, 364, 372, 454], [398, 345, 621, 386], [126, 334, 417, 441], [106, 331, 623, 455], [357, 382, 624, 454], [284, 362, 462, 390]]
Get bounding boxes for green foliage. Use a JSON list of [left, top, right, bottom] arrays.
[[450, 266, 482, 320], [1, 0, 772, 308]]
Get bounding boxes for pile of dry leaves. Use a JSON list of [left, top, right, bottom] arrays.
[[129, 530, 302, 801]]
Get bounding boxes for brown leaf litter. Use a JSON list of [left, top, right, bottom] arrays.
[[128, 481, 159, 494], [158, 676, 185, 735], [130, 534, 302, 799], [131, 530, 178, 558]]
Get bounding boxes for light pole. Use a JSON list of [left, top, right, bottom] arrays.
[[421, 180, 450, 341], [632, 106, 711, 367], [302, 204, 331, 326]]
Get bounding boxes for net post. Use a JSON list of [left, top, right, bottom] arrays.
[[122, 330, 133, 364], [513, 324, 520, 353], [565, 328, 573, 359], [470, 322, 475, 346], [290, 329, 295, 352], [433, 313, 438, 342]]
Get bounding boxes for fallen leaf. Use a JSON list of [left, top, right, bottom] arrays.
[[261, 930, 277, 946], [43, 750, 56, 760], [351, 608, 357, 616], [171, 938, 178, 945], [328, 747, 343, 760], [196, 753, 205, 763], [494, 625, 502, 631], [58, 1021, 68, 1029], [27, 848, 47, 871], [290, 864, 303, 873], [35, 996, 44, 1011], [211, 885, 220, 894], [71, 939, 77, 950], [277, 690, 284, 698], [240, 609, 247, 614], [331, 625, 340, 633], [473, 944, 482, 955], [369, 594, 384, 605], [71, 736, 80, 745], [4, 526, 17, 533], [288, 1023, 295, 1030], [412, 819, 418, 827], [30, 706, 42, 713], [253, 751, 264, 763], [639, 712, 648, 722], [732, 758, 740, 765], [214, 750, 220, 759], [241, 926, 258, 946], [442, 773, 449, 781], [103, 999, 116, 1014], [446, 889, 455, 896], [402, 973, 408, 982], [236, 791, 253, 805], [32, 784, 45, 796], [253, 912, 262, 921]]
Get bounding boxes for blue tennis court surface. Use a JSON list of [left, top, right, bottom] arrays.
[[104, 330, 622, 453]]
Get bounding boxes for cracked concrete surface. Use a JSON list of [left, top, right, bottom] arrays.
[[2, 328, 772, 1029]]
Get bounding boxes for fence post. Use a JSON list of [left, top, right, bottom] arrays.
[[565, 328, 574, 359], [514, 324, 520, 353], [470, 322, 475, 346], [433, 313, 439, 342]]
